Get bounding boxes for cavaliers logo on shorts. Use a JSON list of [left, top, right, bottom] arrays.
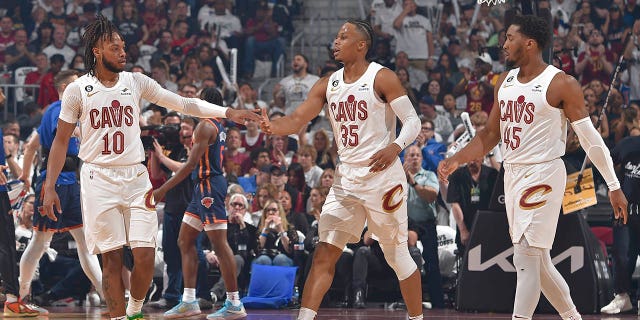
[[519, 184, 552, 210], [382, 184, 403, 214], [144, 189, 156, 210], [201, 197, 214, 209]]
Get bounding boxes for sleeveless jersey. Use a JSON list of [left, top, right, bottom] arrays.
[[60, 72, 155, 166], [325, 62, 395, 166], [192, 118, 226, 180], [498, 65, 566, 164]]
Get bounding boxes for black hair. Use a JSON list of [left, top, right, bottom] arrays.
[[346, 19, 374, 50], [82, 14, 124, 76], [199, 87, 223, 106], [510, 15, 551, 51]]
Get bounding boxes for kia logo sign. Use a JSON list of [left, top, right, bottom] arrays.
[[467, 245, 584, 273]]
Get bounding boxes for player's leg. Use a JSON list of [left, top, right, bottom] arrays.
[[512, 237, 542, 319], [101, 247, 127, 317], [68, 228, 103, 297], [298, 241, 345, 319], [19, 230, 54, 298], [539, 248, 581, 319]]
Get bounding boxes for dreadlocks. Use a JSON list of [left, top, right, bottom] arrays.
[[82, 14, 123, 76]]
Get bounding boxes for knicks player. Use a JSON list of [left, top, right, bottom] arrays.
[[40, 15, 260, 320], [438, 15, 628, 320], [153, 88, 246, 320], [18, 70, 103, 314], [260, 19, 424, 320]]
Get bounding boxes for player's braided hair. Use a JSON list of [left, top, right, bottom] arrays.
[[347, 19, 374, 50], [511, 15, 551, 51], [82, 14, 124, 76]]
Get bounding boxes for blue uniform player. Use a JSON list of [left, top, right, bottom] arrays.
[[18, 70, 103, 314], [154, 88, 246, 319]]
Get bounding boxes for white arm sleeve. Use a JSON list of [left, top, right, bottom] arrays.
[[59, 82, 82, 124], [390, 95, 421, 150], [571, 117, 620, 191], [136, 73, 228, 118]]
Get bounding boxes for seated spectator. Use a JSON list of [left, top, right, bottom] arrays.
[[240, 146, 270, 179], [42, 26, 75, 67], [319, 168, 334, 188], [416, 119, 445, 172], [15, 194, 35, 261], [395, 51, 426, 91], [250, 183, 279, 226], [274, 54, 320, 115], [242, 1, 285, 79], [224, 127, 249, 177], [37, 54, 65, 109], [233, 83, 268, 110], [419, 96, 453, 141], [4, 29, 37, 72], [280, 189, 309, 236], [67, 54, 85, 72], [197, 0, 242, 49], [177, 56, 203, 88], [306, 186, 328, 226], [151, 60, 178, 92], [114, 0, 148, 48], [209, 193, 257, 302], [575, 29, 614, 86], [311, 129, 336, 170], [241, 120, 267, 156], [351, 229, 398, 309], [237, 162, 271, 202], [286, 163, 311, 213], [392, 0, 434, 71], [24, 53, 49, 101], [254, 199, 299, 267], [30, 21, 54, 54], [297, 145, 323, 188], [3, 133, 23, 180], [396, 67, 419, 108]]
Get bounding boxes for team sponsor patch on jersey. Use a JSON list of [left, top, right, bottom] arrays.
[[85, 85, 93, 92]]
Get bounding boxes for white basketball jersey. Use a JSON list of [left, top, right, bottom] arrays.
[[325, 62, 395, 166], [60, 72, 146, 166], [498, 65, 566, 164]]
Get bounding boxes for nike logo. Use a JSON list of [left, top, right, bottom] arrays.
[[87, 91, 100, 97], [136, 171, 145, 177], [524, 171, 534, 178]]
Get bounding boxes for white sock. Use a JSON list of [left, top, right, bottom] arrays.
[[297, 307, 317, 320], [70, 228, 103, 297], [19, 231, 53, 298], [126, 297, 144, 316], [6, 294, 18, 303], [111, 317, 126, 320], [182, 288, 196, 303], [227, 291, 240, 306], [559, 308, 582, 320], [409, 315, 424, 320]]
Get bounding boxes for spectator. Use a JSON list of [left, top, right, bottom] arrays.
[[286, 163, 311, 213], [552, 37, 576, 76], [575, 29, 615, 86], [442, 93, 462, 134], [371, 0, 402, 41], [46, 0, 67, 27], [443, 155, 498, 253], [238, 161, 271, 196], [243, 1, 284, 79], [17, 102, 43, 140], [42, 26, 75, 67], [251, 183, 279, 225], [30, 22, 54, 54], [392, 0, 434, 70], [233, 83, 268, 110], [169, 1, 198, 38], [151, 30, 174, 65], [37, 54, 64, 109], [150, 61, 178, 92], [603, 4, 626, 59], [254, 198, 299, 267], [68, 54, 85, 72], [171, 20, 196, 55], [319, 168, 334, 188], [621, 21, 640, 106], [268, 135, 293, 168], [177, 56, 202, 88], [395, 51, 426, 91], [311, 129, 336, 170], [3, 133, 22, 180], [224, 127, 249, 177], [419, 96, 453, 141], [403, 144, 444, 308], [197, 0, 242, 49], [0, 16, 15, 69], [371, 39, 395, 70], [4, 29, 37, 72], [209, 193, 257, 302], [419, 79, 445, 106], [280, 189, 309, 236], [452, 56, 495, 115], [396, 67, 419, 108], [305, 186, 328, 226], [614, 107, 639, 143], [26, 6, 48, 43], [351, 229, 396, 309], [622, 0, 640, 28], [242, 146, 270, 178], [275, 54, 320, 115], [180, 84, 198, 98], [114, 0, 149, 48], [297, 145, 323, 189], [417, 119, 445, 172]]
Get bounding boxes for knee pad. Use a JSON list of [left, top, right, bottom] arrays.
[[380, 242, 417, 281]]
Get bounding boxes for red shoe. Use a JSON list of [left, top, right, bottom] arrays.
[[4, 300, 39, 317]]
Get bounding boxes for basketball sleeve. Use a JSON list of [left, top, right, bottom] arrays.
[[135, 73, 228, 118], [570, 117, 620, 191], [390, 95, 420, 150], [59, 82, 82, 124]]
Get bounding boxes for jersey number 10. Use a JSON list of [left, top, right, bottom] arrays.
[[102, 131, 125, 154]]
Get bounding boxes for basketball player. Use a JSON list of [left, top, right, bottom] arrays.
[[438, 15, 628, 320], [260, 19, 423, 320], [18, 70, 103, 314], [154, 88, 246, 319], [40, 15, 260, 320]]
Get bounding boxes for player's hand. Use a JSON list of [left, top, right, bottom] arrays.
[[437, 158, 460, 184], [226, 107, 262, 125], [368, 143, 401, 173], [42, 186, 61, 221], [153, 188, 167, 204], [609, 189, 628, 224], [18, 172, 30, 191], [259, 108, 272, 134]]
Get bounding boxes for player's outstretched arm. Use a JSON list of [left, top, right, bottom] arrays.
[[553, 73, 628, 223], [19, 132, 40, 190], [136, 73, 261, 124], [261, 77, 328, 136], [153, 121, 216, 202], [438, 72, 506, 182], [42, 119, 75, 220]]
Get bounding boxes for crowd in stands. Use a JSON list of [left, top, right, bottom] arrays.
[[0, 0, 639, 313]]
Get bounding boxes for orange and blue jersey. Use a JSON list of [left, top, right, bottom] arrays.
[[192, 118, 225, 180]]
